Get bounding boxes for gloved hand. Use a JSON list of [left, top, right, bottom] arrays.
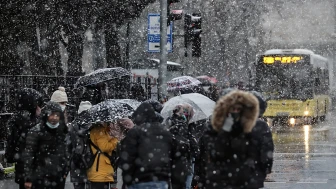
[[222, 114, 234, 132]]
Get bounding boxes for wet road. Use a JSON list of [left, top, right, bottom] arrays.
[[265, 112, 336, 189], [2, 113, 336, 189]]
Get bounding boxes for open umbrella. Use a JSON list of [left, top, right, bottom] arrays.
[[161, 93, 216, 123], [167, 76, 201, 93], [88, 100, 135, 124], [196, 75, 218, 85], [75, 67, 131, 88], [107, 99, 141, 110]]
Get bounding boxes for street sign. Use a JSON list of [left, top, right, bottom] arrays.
[[148, 13, 173, 53]]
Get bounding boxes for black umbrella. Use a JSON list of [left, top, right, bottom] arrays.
[[88, 100, 135, 124], [74, 67, 131, 88]]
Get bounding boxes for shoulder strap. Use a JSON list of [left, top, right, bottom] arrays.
[[88, 138, 113, 172]]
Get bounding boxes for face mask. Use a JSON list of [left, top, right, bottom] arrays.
[[46, 121, 60, 129], [60, 105, 66, 112], [231, 113, 241, 122], [181, 115, 187, 121]]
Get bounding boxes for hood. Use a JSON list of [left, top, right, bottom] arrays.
[[211, 90, 259, 133], [250, 91, 267, 117], [132, 102, 157, 125], [17, 88, 43, 115], [144, 99, 163, 113]]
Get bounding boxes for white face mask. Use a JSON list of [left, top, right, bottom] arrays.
[[60, 105, 66, 112], [46, 121, 60, 129]]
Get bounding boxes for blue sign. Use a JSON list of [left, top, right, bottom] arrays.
[[148, 13, 173, 53]]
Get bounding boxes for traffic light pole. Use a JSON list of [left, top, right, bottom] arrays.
[[158, 0, 168, 101]]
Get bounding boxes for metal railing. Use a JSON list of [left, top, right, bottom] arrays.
[[0, 75, 159, 114]]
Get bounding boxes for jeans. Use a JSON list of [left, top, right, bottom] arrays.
[[186, 162, 195, 189], [128, 181, 168, 189]]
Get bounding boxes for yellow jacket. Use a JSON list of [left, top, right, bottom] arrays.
[[87, 125, 118, 182]]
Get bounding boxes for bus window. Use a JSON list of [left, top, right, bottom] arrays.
[[314, 78, 321, 94]]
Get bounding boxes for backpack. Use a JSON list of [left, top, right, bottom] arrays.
[[71, 123, 118, 171]]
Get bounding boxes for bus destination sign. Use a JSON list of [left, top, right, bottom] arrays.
[[263, 56, 303, 64]]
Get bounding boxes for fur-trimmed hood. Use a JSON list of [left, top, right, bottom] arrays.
[[211, 90, 259, 133]]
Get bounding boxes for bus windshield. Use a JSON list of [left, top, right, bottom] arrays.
[[256, 55, 313, 100]]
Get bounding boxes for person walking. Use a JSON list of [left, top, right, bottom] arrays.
[[68, 101, 92, 189], [109, 118, 134, 189], [23, 101, 69, 189], [166, 104, 198, 189], [50, 87, 69, 123], [207, 84, 219, 102], [119, 102, 174, 189], [87, 121, 119, 189], [5, 88, 44, 189], [249, 91, 274, 187], [195, 90, 263, 189]]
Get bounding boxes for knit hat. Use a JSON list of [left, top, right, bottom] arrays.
[[78, 101, 92, 114], [50, 87, 68, 103]]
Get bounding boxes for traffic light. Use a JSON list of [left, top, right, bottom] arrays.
[[167, 0, 181, 26], [184, 13, 202, 57], [191, 13, 201, 57], [184, 14, 191, 50]]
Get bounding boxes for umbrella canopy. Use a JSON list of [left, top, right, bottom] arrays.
[[167, 76, 201, 92], [88, 100, 135, 124], [107, 99, 141, 110], [75, 67, 131, 88], [196, 75, 218, 85], [161, 93, 216, 123]]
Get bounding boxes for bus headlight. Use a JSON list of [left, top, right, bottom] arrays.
[[304, 111, 309, 116], [289, 118, 295, 125]]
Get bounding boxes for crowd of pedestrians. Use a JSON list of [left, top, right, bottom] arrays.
[[4, 85, 274, 189]]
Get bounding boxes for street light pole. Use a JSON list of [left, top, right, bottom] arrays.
[[158, 0, 168, 101]]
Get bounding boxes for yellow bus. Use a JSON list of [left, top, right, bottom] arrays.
[[255, 49, 331, 126]]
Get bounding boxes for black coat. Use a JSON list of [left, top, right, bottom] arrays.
[[5, 111, 38, 183], [168, 114, 199, 160], [195, 120, 274, 189], [5, 88, 43, 184], [167, 115, 200, 188], [23, 101, 70, 182], [67, 112, 90, 184], [250, 120, 274, 178], [196, 123, 251, 189], [120, 103, 173, 186], [195, 90, 272, 189], [23, 122, 70, 182]]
